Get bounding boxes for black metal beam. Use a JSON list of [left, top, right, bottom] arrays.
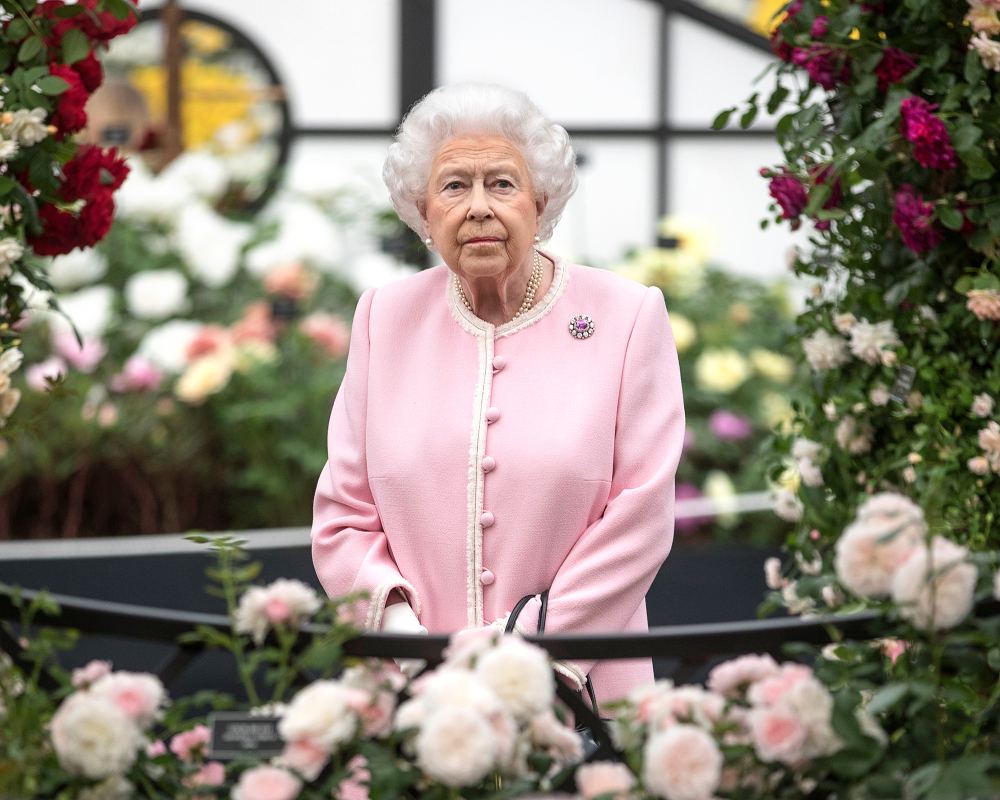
[[398, 0, 436, 122], [656, 0, 772, 53], [291, 125, 777, 139]]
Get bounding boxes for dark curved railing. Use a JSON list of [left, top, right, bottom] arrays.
[[0, 586, 900, 759]]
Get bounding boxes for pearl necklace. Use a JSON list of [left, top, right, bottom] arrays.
[[454, 249, 544, 323]]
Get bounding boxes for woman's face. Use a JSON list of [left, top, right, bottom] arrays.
[[421, 135, 546, 280]]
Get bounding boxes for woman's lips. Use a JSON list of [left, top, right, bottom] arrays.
[[465, 237, 501, 244]]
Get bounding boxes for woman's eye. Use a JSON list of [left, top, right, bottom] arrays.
[[495, 179, 514, 189], [445, 181, 463, 191]]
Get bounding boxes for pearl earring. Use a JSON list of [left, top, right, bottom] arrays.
[[533, 234, 541, 244], [424, 237, 433, 248]]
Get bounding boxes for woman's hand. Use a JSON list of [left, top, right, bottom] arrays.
[[381, 601, 427, 678]]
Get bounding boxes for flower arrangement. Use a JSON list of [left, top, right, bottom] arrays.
[[615, 220, 798, 545], [0, 150, 417, 536], [0, 0, 139, 427], [716, 0, 1000, 793]]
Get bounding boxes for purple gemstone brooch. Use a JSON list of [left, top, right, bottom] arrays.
[[569, 315, 595, 339]]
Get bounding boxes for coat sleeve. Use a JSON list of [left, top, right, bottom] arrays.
[[311, 287, 421, 631], [516, 285, 685, 688]]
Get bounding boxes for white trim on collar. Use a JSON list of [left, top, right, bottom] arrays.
[[446, 250, 569, 338]]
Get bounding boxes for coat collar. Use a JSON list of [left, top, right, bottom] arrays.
[[446, 249, 568, 339]]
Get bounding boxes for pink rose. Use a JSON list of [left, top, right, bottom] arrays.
[[345, 689, 396, 738], [747, 663, 813, 707], [110, 356, 163, 393], [169, 724, 211, 762], [748, 705, 807, 764], [336, 755, 370, 800], [231, 302, 277, 345], [71, 659, 112, 688], [642, 724, 723, 800], [53, 330, 107, 373], [25, 356, 67, 392], [966, 289, 1000, 321], [89, 671, 166, 729], [299, 312, 350, 359], [186, 324, 231, 361], [232, 765, 302, 800], [277, 737, 329, 782], [264, 262, 319, 301], [707, 653, 780, 697], [576, 761, 636, 800], [187, 760, 225, 787], [146, 739, 167, 758]]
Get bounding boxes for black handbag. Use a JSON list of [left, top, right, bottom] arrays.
[[505, 590, 599, 715]]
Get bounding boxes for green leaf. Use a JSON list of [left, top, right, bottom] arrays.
[[7, 19, 29, 39], [17, 36, 43, 63], [960, 147, 995, 180], [952, 125, 982, 152], [965, 48, 985, 84], [711, 107, 735, 130], [740, 105, 759, 129], [60, 28, 90, 65], [867, 682, 909, 714], [0, 176, 15, 197], [805, 183, 832, 216], [937, 206, 965, 231], [35, 76, 69, 96], [766, 85, 790, 115]]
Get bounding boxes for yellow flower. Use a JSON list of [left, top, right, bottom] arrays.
[[751, 348, 795, 383], [233, 340, 279, 373], [656, 215, 715, 266], [668, 313, 697, 353], [694, 348, 751, 393], [749, 0, 789, 34], [632, 247, 705, 298], [129, 61, 257, 149], [761, 391, 795, 432], [774, 459, 802, 493], [181, 20, 230, 55], [704, 470, 739, 528], [175, 352, 233, 404]]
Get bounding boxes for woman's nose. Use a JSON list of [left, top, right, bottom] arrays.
[[466, 182, 493, 219]]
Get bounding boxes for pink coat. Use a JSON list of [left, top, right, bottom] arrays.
[[312, 252, 685, 705]]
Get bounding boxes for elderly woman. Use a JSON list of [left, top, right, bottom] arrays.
[[311, 84, 684, 707]]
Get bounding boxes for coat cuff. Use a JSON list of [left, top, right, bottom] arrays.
[[552, 660, 588, 691], [365, 579, 421, 631]]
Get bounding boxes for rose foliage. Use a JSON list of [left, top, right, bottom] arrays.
[[717, 0, 1000, 796]]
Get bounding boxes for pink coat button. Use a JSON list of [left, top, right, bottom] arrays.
[[481, 455, 496, 472], [492, 356, 507, 371], [480, 511, 495, 528], [480, 569, 495, 586], [485, 406, 501, 423]]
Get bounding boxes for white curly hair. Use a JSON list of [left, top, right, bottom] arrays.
[[382, 84, 577, 242]]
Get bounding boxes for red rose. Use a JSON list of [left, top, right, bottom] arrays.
[[60, 145, 130, 201], [893, 184, 942, 254], [874, 47, 917, 93], [769, 174, 808, 226], [72, 50, 104, 93], [40, 0, 138, 48], [899, 97, 957, 170], [48, 63, 89, 138]]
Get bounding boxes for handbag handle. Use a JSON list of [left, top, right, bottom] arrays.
[[505, 590, 599, 715]]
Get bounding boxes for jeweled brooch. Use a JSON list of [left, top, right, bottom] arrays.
[[569, 315, 595, 339]]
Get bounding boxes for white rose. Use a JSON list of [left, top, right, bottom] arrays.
[[772, 488, 803, 522], [7, 108, 49, 146], [234, 579, 322, 644], [415, 705, 497, 787], [278, 680, 358, 751], [971, 393, 995, 418], [802, 329, 850, 371], [125, 269, 189, 320], [832, 312, 857, 334], [48, 248, 108, 290], [175, 202, 251, 287], [694, 348, 750, 394], [260, 195, 345, 272], [784, 678, 840, 758], [115, 161, 191, 222], [51, 285, 114, 339], [0, 237, 24, 277], [159, 149, 230, 201], [892, 536, 978, 631], [137, 320, 203, 374], [834, 493, 926, 598], [474, 637, 554, 722], [791, 438, 822, 462], [50, 693, 143, 779], [0, 347, 23, 376], [798, 459, 824, 488], [848, 319, 900, 366], [642, 724, 722, 800], [764, 557, 784, 590], [89, 672, 166, 729]]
